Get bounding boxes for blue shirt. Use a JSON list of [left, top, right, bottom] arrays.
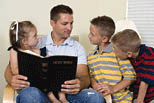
[[130, 44, 154, 102], [36, 33, 87, 64]]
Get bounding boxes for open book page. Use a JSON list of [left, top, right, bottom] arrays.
[[19, 49, 72, 58], [19, 49, 43, 57]]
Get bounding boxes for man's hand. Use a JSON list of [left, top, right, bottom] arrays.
[[5, 64, 30, 90], [61, 78, 80, 94], [11, 75, 30, 90]]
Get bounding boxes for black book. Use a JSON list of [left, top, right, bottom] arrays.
[[17, 50, 77, 93]]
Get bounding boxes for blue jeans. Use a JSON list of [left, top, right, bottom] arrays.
[[16, 87, 105, 103]]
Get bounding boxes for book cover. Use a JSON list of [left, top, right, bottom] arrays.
[[17, 50, 77, 93]]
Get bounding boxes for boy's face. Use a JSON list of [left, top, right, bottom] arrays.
[[88, 24, 104, 45], [113, 44, 128, 59]]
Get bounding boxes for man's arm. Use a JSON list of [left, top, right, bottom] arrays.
[[61, 64, 90, 94], [4, 64, 30, 89], [5, 64, 13, 84], [76, 64, 90, 89], [90, 77, 99, 90]]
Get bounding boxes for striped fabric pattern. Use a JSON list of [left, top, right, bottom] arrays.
[[88, 46, 136, 103], [130, 44, 154, 102]]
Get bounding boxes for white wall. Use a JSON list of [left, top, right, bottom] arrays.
[[78, 0, 126, 52], [0, 0, 126, 102]]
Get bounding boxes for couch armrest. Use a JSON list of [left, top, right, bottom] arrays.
[[3, 84, 15, 103], [104, 94, 112, 103]]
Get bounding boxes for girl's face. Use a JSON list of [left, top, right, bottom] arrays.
[[26, 27, 38, 47], [88, 24, 103, 45]]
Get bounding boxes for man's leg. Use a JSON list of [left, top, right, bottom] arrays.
[[16, 87, 50, 103], [66, 89, 105, 103]]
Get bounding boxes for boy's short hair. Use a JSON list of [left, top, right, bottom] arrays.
[[50, 4, 73, 22], [111, 29, 141, 52], [90, 16, 115, 39]]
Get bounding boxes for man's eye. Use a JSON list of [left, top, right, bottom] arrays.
[[62, 23, 67, 25], [91, 33, 94, 36]]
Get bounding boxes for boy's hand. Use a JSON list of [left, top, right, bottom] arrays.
[[136, 99, 144, 103], [96, 82, 114, 96], [92, 82, 100, 91]]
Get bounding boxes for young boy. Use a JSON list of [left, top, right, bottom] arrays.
[[88, 16, 136, 103], [111, 29, 154, 103]]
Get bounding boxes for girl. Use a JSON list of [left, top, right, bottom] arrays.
[[9, 20, 69, 103]]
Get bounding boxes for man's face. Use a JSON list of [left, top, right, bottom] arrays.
[[51, 13, 73, 39], [113, 44, 128, 59]]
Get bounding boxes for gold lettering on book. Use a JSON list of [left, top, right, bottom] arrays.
[[63, 61, 73, 64], [53, 61, 63, 64], [53, 61, 73, 64]]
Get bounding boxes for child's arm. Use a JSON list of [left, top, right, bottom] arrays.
[[136, 81, 148, 103], [90, 77, 100, 90], [109, 79, 134, 94], [9, 48, 18, 75], [91, 77, 110, 95], [32, 48, 41, 55], [98, 58, 136, 96], [47, 92, 61, 103], [97, 80, 134, 96]]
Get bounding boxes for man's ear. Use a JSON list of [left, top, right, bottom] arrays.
[[50, 20, 55, 27], [127, 51, 133, 58]]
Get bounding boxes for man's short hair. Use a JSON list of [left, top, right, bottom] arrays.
[[90, 16, 115, 39], [50, 4, 73, 22], [111, 29, 141, 52]]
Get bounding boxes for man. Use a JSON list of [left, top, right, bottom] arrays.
[[5, 4, 105, 103]]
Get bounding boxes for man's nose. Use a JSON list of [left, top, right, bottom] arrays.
[[67, 24, 72, 30], [88, 34, 91, 39]]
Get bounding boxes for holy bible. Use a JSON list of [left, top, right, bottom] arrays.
[[17, 50, 77, 93]]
